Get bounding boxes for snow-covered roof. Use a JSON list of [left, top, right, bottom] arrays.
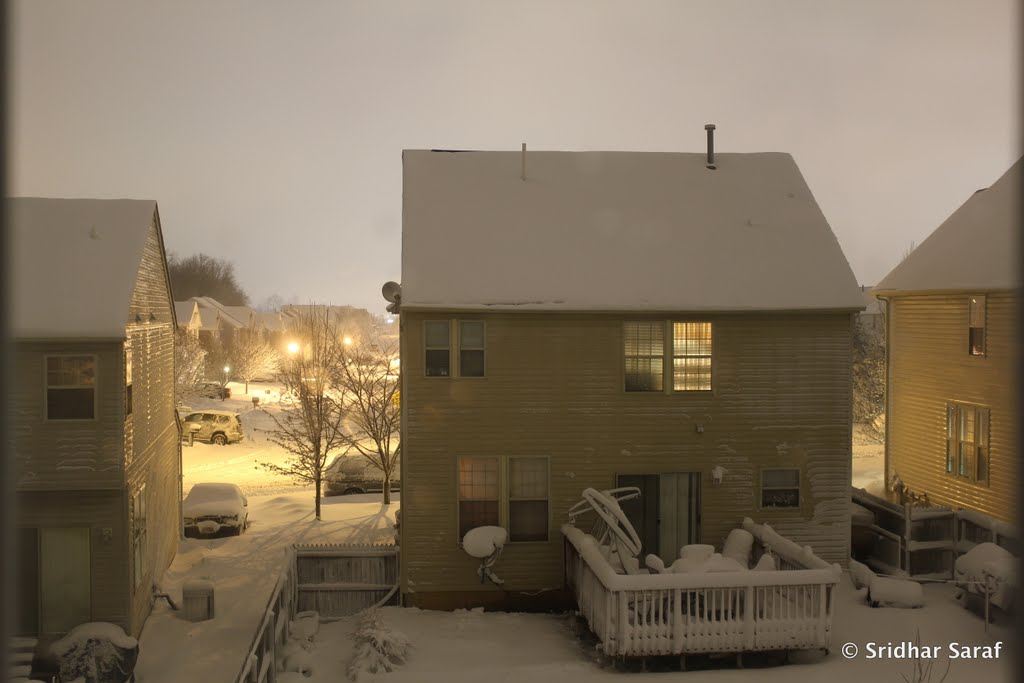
[[874, 158, 1021, 295], [191, 297, 246, 329], [401, 150, 864, 312], [255, 311, 286, 331], [175, 301, 200, 328], [9, 197, 159, 338]]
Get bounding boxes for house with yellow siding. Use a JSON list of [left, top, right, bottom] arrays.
[[873, 158, 1020, 524], [396, 145, 865, 610], [10, 198, 182, 644]]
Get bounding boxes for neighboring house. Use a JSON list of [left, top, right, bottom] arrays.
[[396, 147, 865, 609], [174, 300, 202, 338], [189, 296, 246, 345], [873, 158, 1020, 524], [10, 198, 182, 640]]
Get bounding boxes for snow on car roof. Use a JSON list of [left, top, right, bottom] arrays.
[[185, 483, 244, 502], [187, 410, 241, 417]]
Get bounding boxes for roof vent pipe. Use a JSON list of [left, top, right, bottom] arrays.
[[705, 124, 716, 169], [521, 143, 526, 181]]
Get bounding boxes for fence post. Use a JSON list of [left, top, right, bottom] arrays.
[[903, 502, 912, 574], [743, 585, 754, 650]]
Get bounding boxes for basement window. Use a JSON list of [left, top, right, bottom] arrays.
[[760, 468, 800, 509]]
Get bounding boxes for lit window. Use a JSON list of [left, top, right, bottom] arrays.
[[125, 341, 133, 418], [969, 296, 986, 356], [761, 468, 800, 508], [673, 322, 712, 391], [624, 322, 664, 392], [947, 403, 990, 484], [458, 457, 499, 539], [509, 457, 548, 541], [425, 321, 450, 377], [46, 356, 96, 420], [459, 321, 485, 377]]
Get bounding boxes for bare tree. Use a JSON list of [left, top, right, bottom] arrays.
[[853, 312, 886, 437], [259, 308, 347, 520], [231, 332, 280, 394], [335, 341, 401, 504], [174, 330, 207, 404], [168, 252, 250, 305]]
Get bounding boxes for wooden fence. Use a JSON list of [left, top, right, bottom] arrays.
[[234, 543, 399, 683], [852, 487, 1018, 579], [563, 520, 840, 658]]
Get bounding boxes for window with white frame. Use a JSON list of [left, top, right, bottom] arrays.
[[509, 457, 549, 541], [131, 485, 147, 589], [624, 322, 664, 392], [425, 321, 451, 377], [968, 296, 986, 356], [673, 322, 712, 391], [459, 321, 485, 377], [46, 355, 96, 420], [760, 468, 800, 508], [947, 402, 990, 484], [458, 457, 499, 538], [125, 341, 133, 418], [457, 456, 550, 542]]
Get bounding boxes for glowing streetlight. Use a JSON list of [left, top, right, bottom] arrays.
[[343, 336, 353, 346], [287, 341, 300, 355], [223, 365, 230, 384]]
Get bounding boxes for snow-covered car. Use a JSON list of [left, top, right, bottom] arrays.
[[183, 483, 249, 537], [182, 410, 245, 445], [324, 455, 400, 496]]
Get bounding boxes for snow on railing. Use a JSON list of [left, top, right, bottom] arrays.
[[235, 547, 298, 683], [563, 523, 839, 657]]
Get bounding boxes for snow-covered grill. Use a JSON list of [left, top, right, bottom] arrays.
[[563, 518, 841, 657]]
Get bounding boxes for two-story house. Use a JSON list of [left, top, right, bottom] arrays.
[[396, 147, 865, 609], [10, 198, 182, 641], [873, 158, 1020, 523]]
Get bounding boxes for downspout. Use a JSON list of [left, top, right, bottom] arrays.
[[880, 295, 892, 495]]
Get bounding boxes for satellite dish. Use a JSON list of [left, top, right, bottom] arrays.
[[382, 281, 402, 304]]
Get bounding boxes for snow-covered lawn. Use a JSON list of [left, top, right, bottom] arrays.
[[134, 489, 398, 683], [290, 580, 1011, 683]]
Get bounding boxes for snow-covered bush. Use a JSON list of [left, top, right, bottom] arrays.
[[867, 577, 924, 608], [346, 608, 411, 681], [955, 542, 1015, 611], [721, 529, 754, 567], [50, 622, 138, 683], [848, 559, 876, 590]]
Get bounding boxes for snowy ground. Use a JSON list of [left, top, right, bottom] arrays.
[[851, 423, 885, 495], [291, 580, 1012, 683], [134, 489, 398, 683], [180, 381, 311, 497]]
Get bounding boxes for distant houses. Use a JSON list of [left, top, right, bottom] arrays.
[[395, 147, 865, 609], [873, 158, 1020, 524], [10, 198, 182, 640]]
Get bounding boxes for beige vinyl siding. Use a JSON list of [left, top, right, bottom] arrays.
[[16, 491, 129, 632], [400, 311, 854, 603], [887, 292, 1017, 522], [124, 222, 180, 635], [12, 342, 125, 489]]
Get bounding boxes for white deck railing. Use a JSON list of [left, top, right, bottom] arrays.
[[563, 521, 841, 657]]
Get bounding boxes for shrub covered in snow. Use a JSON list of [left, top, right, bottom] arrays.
[[848, 559, 876, 590], [721, 528, 754, 567], [867, 576, 924, 608], [955, 542, 1016, 611], [347, 608, 411, 681], [50, 622, 138, 683]]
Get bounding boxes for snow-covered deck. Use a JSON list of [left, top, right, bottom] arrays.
[[562, 520, 841, 657]]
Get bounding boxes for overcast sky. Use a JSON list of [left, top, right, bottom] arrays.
[[10, 1, 1020, 314]]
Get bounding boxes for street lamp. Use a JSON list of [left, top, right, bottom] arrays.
[[343, 336, 353, 346], [287, 341, 299, 355], [223, 365, 230, 385]]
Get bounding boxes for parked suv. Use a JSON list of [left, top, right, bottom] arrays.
[[182, 410, 244, 445]]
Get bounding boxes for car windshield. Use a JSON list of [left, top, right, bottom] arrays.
[[184, 414, 203, 422]]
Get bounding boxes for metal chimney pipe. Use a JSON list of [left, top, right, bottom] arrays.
[[705, 124, 716, 169]]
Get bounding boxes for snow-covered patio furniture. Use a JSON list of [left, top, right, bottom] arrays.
[[563, 517, 841, 657]]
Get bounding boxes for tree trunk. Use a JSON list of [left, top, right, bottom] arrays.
[[315, 475, 322, 520], [383, 471, 391, 505], [245, 379, 249, 394]]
